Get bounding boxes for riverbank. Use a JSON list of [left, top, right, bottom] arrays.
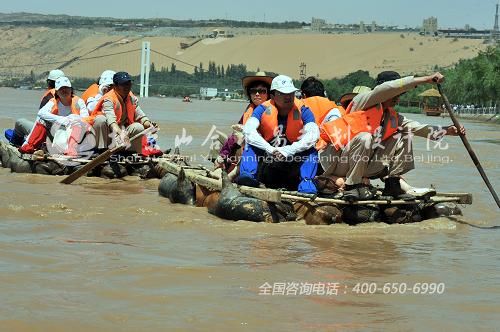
[[0, 27, 487, 79]]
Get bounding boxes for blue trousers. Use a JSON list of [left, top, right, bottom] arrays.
[[239, 144, 318, 194]]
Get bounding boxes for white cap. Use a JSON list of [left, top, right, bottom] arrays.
[[55, 76, 72, 90], [99, 70, 116, 85], [47, 69, 65, 81], [271, 75, 298, 94]]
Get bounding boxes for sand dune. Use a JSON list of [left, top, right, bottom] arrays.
[[0, 27, 488, 80]]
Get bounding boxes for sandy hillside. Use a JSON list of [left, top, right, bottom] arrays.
[[0, 27, 489, 80]]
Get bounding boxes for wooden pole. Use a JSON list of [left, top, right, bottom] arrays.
[[60, 127, 155, 184], [437, 84, 500, 208]]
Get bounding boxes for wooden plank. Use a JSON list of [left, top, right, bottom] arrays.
[[157, 160, 471, 205], [157, 160, 281, 202], [61, 127, 155, 184], [239, 187, 281, 202], [436, 192, 472, 204], [281, 194, 470, 205], [60, 149, 115, 184]]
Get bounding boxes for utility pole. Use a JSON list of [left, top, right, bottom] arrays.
[[140, 41, 151, 98], [492, 2, 499, 42], [299, 62, 306, 80]]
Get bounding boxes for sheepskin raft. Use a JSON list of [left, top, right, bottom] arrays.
[[156, 160, 472, 225]]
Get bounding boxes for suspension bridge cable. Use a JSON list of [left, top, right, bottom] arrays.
[[0, 49, 142, 69], [0, 47, 200, 72], [78, 49, 141, 61], [150, 49, 200, 70]]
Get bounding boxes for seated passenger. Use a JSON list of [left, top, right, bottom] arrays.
[[320, 71, 465, 200], [215, 71, 273, 175], [19, 76, 89, 154], [86, 70, 116, 112], [81, 70, 115, 105], [238, 75, 319, 194], [6, 69, 66, 146], [89, 71, 156, 154]]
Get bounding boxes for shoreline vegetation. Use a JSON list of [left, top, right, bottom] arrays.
[[2, 45, 497, 113], [0, 12, 497, 111]]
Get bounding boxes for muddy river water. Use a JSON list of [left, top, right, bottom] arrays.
[[0, 88, 498, 331]]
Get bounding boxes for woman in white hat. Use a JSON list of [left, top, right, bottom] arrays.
[[19, 76, 89, 154], [86, 70, 116, 112], [214, 71, 273, 172]]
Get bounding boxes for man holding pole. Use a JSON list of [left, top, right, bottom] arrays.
[[89, 71, 156, 153], [319, 71, 465, 201]]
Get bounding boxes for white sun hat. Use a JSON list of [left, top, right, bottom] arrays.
[[99, 70, 116, 85], [47, 69, 65, 81], [55, 76, 72, 90], [271, 74, 298, 94]]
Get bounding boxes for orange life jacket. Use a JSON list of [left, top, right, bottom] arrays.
[[41, 88, 55, 101], [50, 96, 82, 115], [81, 83, 99, 103], [242, 103, 256, 125], [320, 103, 399, 150], [90, 90, 136, 126], [302, 96, 345, 125], [259, 99, 304, 143]]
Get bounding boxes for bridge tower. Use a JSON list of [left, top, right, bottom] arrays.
[[493, 3, 500, 41], [140, 41, 151, 98]]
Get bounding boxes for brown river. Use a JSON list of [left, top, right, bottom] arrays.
[[0, 88, 499, 331]]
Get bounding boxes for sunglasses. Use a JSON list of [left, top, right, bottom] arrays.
[[249, 88, 268, 95]]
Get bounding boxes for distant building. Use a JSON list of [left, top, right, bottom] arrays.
[[371, 21, 376, 32], [200, 87, 217, 99], [422, 17, 438, 35], [359, 21, 365, 33], [211, 29, 225, 38], [311, 17, 327, 31]]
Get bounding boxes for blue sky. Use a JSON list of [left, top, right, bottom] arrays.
[[1, 0, 498, 29]]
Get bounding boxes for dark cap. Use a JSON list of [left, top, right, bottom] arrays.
[[113, 71, 132, 85], [376, 71, 401, 86]]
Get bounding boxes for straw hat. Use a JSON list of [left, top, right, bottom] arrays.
[[241, 71, 274, 96], [339, 85, 372, 109]]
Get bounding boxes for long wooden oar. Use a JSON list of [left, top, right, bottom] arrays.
[[60, 127, 156, 184], [437, 83, 500, 208]]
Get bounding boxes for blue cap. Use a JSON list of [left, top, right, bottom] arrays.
[[113, 71, 132, 85]]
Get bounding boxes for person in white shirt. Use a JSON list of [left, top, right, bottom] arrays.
[[86, 70, 115, 112], [19, 77, 89, 154], [320, 71, 465, 201], [238, 75, 320, 194]]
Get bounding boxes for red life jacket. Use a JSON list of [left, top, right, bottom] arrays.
[[41, 88, 55, 101], [302, 96, 345, 125], [50, 96, 82, 115], [81, 83, 99, 103], [242, 103, 256, 125], [89, 90, 137, 126], [320, 103, 399, 150], [259, 99, 304, 143]]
